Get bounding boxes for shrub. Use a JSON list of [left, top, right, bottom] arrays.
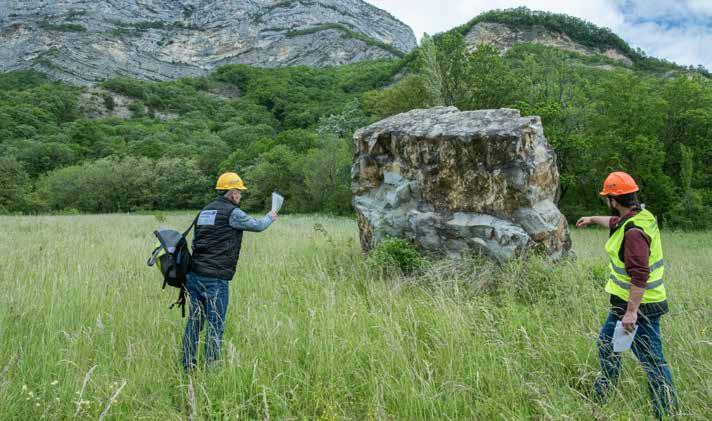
[[128, 101, 146, 117], [102, 93, 115, 111], [369, 237, 427, 274], [0, 157, 30, 213], [39, 21, 87, 32], [37, 156, 155, 212]]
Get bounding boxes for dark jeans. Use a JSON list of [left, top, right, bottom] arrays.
[[595, 311, 677, 419], [181, 272, 230, 370]]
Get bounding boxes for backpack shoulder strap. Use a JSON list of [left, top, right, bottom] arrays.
[[182, 211, 201, 238]]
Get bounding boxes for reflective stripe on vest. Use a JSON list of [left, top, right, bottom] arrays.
[[609, 258, 665, 276], [603, 209, 666, 304], [608, 274, 665, 290]]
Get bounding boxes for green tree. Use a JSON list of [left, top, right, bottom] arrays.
[[218, 124, 275, 149], [0, 157, 30, 213], [418, 34, 445, 106], [428, 32, 472, 108], [466, 44, 519, 109], [242, 145, 301, 212], [317, 99, 370, 140], [297, 138, 353, 214], [273, 129, 319, 153], [14, 141, 79, 177], [363, 75, 430, 120], [38, 157, 154, 212], [151, 158, 212, 209]]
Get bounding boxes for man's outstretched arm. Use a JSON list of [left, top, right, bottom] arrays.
[[576, 216, 612, 228], [229, 208, 277, 232]]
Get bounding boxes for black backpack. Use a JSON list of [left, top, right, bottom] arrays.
[[147, 215, 197, 317]]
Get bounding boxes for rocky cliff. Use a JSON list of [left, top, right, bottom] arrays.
[[352, 107, 572, 261], [465, 22, 633, 66], [0, 0, 417, 85]]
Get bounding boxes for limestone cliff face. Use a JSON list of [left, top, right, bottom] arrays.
[[465, 22, 633, 66], [0, 0, 417, 85]]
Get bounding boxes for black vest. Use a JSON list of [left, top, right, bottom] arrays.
[[190, 197, 244, 280]]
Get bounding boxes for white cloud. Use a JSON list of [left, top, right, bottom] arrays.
[[617, 22, 712, 70], [620, 0, 712, 21], [688, 0, 712, 15], [367, 0, 711, 70]]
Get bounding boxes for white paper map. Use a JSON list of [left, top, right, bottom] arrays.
[[271, 192, 284, 214], [613, 321, 638, 352]]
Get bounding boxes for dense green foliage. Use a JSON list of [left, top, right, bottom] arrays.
[[0, 61, 401, 215], [1, 215, 710, 418], [1, 8, 711, 228]]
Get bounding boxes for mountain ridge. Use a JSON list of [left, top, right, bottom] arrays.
[[0, 0, 417, 85], [442, 7, 707, 76]]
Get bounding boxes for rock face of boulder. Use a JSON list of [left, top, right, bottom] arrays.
[[351, 107, 572, 261], [0, 0, 417, 85]]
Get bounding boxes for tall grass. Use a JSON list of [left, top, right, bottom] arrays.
[[0, 214, 709, 419]]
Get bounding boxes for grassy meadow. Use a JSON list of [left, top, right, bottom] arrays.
[[0, 213, 710, 419]]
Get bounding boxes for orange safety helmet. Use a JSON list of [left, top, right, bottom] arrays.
[[599, 171, 639, 196]]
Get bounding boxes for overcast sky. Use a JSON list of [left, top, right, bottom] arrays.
[[367, 0, 712, 70]]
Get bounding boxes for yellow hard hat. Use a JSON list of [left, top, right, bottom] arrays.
[[215, 172, 247, 191]]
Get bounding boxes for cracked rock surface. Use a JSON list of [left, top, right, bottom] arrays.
[[351, 106, 572, 262], [0, 0, 417, 85]]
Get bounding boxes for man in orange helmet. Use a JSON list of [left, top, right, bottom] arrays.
[[576, 171, 677, 419], [182, 172, 278, 371]]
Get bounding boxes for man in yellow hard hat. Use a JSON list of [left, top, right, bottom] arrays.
[[182, 172, 277, 371], [576, 171, 677, 419]]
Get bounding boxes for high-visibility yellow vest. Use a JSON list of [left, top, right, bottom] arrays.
[[604, 209, 666, 303]]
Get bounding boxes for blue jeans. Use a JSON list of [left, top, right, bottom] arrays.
[[595, 311, 677, 419], [181, 272, 230, 370]]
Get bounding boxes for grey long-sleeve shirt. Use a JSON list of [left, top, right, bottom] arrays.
[[229, 208, 274, 232]]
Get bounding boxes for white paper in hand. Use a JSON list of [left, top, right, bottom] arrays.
[[613, 321, 638, 352], [271, 192, 284, 214]]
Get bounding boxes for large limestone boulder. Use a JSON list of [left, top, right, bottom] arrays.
[[351, 107, 572, 261]]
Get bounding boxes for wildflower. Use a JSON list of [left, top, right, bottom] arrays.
[[35, 403, 40, 407], [51, 380, 59, 386], [22, 384, 28, 391]]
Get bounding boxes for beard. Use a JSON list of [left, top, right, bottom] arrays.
[[605, 197, 619, 216]]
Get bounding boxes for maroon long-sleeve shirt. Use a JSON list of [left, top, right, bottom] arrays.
[[609, 210, 650, 288]]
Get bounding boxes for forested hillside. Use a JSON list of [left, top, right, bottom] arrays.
[[1, 8, 711, 228], [449, 7, 710, 75], [0, 60, 399, 215]]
